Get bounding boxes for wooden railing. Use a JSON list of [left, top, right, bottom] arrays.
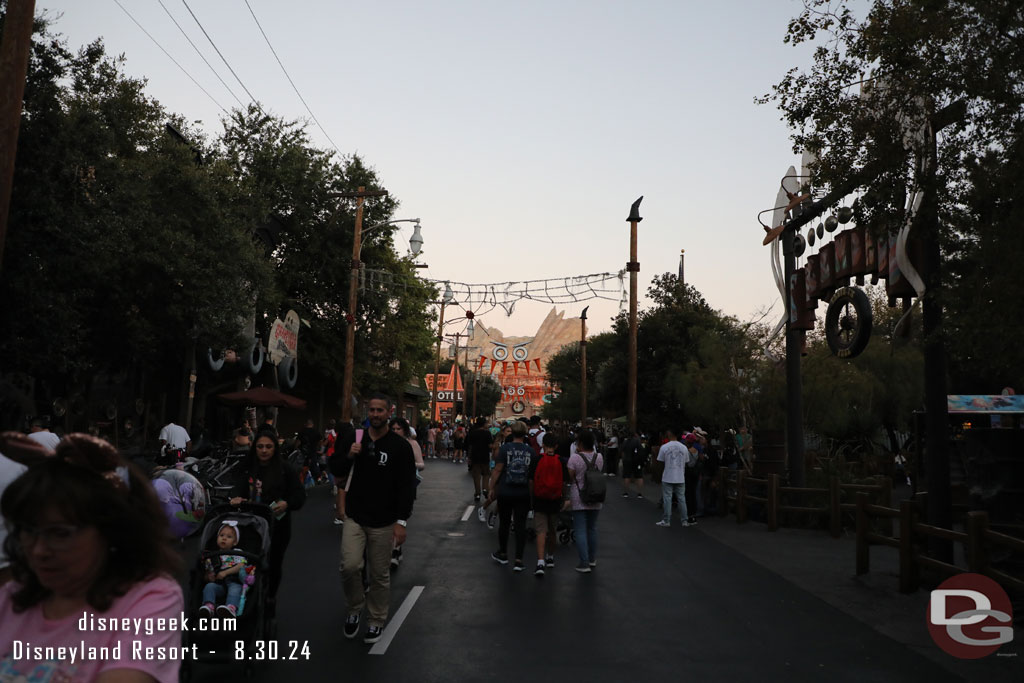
[[855, 492, 1024, 594], [718, 469, 890, 537]]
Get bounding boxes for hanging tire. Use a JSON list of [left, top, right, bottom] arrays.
[[825, 286, 872, 359], [206, 348, 224, 372], [278, 356, 298, 389], [244, 340, 264, 375]]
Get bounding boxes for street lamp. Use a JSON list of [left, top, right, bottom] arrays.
[[333, 186, 426, 423], [465, 319, 475, 418], [580, 306, 589, 425], [626, 196, 643, 434], [430, 283, 455, 423]]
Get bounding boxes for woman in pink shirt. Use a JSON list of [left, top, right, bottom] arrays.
[[0, 433, 184, 682]]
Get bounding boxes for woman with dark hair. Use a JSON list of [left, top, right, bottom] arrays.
[[0, 433, 184, 682], [566, 428, 604, 573], [228, 427, 305, 607], [387, 418, 424, 569]]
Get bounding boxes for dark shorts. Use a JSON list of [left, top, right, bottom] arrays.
[[622, 458, 644, 478], [454, 438, 465, 449]]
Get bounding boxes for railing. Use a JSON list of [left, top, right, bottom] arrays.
[[855, 492, 1024, 594], [718, 469, 890, 537]]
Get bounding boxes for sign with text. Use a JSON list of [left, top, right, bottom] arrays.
[[432, 390, 464, 402]]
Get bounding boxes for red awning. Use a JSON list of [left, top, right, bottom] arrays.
[[217, 386, 307, 410]]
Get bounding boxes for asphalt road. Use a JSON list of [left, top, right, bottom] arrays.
[[182, 460, 969, 682]]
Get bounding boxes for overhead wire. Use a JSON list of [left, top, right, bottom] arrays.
[[180, 0, 267, 114], [242, 0, 342, 156], [155, 0, 246, 109], [111, 0, 227, 112]]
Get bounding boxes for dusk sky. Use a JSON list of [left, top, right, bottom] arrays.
[[37, 1, 821, 339]]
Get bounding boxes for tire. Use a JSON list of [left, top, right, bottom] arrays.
[[825, 286, 872, 359], [206, 348, 225, 372], [244, 340, 264, 375], [278, 355, 298, 389]]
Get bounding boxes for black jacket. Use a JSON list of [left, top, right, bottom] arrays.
[[231, 457, 306, 515], [332, 429, 415, 528]]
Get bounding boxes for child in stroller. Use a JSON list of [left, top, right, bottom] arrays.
[[199, 520, 252, 618]]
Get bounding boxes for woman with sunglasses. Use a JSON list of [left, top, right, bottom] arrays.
[[0, 433, 184, 682]]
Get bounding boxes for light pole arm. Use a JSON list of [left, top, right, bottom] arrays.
[[356, 218, 421, 260]]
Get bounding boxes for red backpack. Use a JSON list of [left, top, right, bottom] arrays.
[[533, 453, 563, 500]]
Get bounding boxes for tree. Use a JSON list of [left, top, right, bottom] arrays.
[[760, 0, 1024, 394]]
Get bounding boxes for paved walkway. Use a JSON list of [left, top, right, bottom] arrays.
[[180, 461, 1020, 682]]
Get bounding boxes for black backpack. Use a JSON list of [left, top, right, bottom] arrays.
[[577, 452, 606, 504]]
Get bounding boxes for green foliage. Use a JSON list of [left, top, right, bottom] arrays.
[[762, 0, 1024, 396]]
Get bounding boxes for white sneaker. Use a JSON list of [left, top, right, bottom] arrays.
[[655, 520, 670, 527], [477, 507, 486, 522]]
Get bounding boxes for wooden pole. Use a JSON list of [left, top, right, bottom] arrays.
[[430, 300, 446, 423], [0, 0, 36, 277], [626, 197, 642, 434], [856, 491, 869, 575], [338, 186, 389, 423], [579, 307, 588, 424], [899, 499, 916, 592]]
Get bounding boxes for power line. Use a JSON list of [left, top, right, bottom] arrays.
[[155, 0, 245, 109], [180, 0, 266, 114], [111, 0, 227, 112], [242, 0, 342, 156]]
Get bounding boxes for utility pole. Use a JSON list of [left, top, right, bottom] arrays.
[[0, 0, 35, 277], [782, 219, 805, 487], [430, 299, 448, 423], [579, 306, 588, 424], [338, 186, 389, 423], [626, 197, 643, 434]]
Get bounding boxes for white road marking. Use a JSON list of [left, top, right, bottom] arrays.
[[368, 585, 425, 655], [460, 505, 475, 521]]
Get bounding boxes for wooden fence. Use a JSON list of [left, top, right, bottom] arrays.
[[718, 468, 890, 537], [855, 492, 1024, 594]]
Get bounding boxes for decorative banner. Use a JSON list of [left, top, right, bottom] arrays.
[[534, 358, 542, 372], [513, 361, 519, 376], [502, 361, 508, 374], [490, 359, 498, 374], [476, 355, 485, 371]]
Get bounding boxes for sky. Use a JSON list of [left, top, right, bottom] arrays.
[[35, 0, 818, 339]]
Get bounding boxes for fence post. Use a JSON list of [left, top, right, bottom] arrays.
[[767, 473, 779, 531], [856, 491, 869, 575], [966, 511, 990, 575], [877, 475, 893, 537], [737, 470, 747, 524], [899, 499, 917, 593], [829, 475, 840, 538], [717, 468, 729, 517]]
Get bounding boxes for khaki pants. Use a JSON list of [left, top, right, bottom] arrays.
[[340, 520, 394, 626]]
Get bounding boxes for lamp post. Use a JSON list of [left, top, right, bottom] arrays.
[[626, 196, 643, 434], [333, 186, 423, 423], [430, 283, 455, 423], [580, 306, 588, 425], [466, 319, 475, 419]]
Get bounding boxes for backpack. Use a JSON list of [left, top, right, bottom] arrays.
[[577, 452, 606, 504], [527, 428, 543, 455], [533, 453, 563, 500], [504, 446, 531, 486]]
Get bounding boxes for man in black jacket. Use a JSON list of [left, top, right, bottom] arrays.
[[333, 394, 416, 645]]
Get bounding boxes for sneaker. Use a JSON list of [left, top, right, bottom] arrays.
[[364, 625, 384, 644], [344, 613, 360, 639], [477, 507, 486, 522], [544, 555, 555, 568], [390, 549, 401, 570], [334, 516, 344, 525], [589, 560, 597, 568], [487, 512, 496, 530], [622, 492, 630, 498], [655, 520, 671, 527], [688, 518, 698, 526], [575, 564, 592, 573], [491, 551, 509, 565], [636, 493, 644, 498], [535, 562, 545, 577], [513, 561, 524, 573], [199, 602, 214, 617], [474, 494, 481, 503], [215, 604, 237, 618], [680, 521, 692, 527]]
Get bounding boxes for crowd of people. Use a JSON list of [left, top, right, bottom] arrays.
[[0, 403, 758, 676]]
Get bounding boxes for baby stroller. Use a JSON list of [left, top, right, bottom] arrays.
[[181, 503, 274, 681], [555, 509, 576, 546]]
